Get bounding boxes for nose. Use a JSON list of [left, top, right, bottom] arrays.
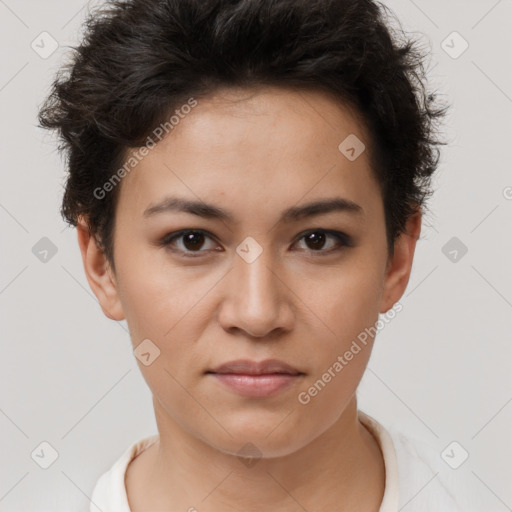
[[217, 246, 295, 339]]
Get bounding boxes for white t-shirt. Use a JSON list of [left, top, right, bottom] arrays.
[[89, 410, 479, 511]]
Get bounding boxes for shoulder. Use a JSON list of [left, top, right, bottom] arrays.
[[359, 410, 486, 512], [389, 427, 465, 511], [90, 434, 159, 512]]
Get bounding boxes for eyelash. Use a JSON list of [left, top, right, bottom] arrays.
[[158, 229, 353, 258]]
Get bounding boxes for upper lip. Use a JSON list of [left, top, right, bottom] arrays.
[[207, 359, 303, 375]]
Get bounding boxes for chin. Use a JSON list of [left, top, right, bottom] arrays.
[[203, 414, 314, 460]]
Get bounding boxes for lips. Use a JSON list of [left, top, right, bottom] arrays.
[[206, 358, 303, 376], [206, 359, 304, 398]]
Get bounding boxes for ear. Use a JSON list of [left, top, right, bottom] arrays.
[[379, 209, 422, 314], [76, 216, 125, 321]]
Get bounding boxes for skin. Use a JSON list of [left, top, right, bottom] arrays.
[[77, 85, 421, 511]]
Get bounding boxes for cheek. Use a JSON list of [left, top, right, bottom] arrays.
[[116, 272, 168, 340], [115, 260, 218, 382], [294, 270, 380, 420], [308, 261, 384, 344], [114, 238, 184, 328]]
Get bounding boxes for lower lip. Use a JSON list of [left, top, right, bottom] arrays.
[[209, 373, 301, 398]]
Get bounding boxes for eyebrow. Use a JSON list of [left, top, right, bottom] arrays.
[[143, 196, 364, 222]]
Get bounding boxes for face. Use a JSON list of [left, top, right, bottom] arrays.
[[79, 85, 420, 458]]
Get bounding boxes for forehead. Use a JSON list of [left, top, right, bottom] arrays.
[[116, 86, 380, 222]]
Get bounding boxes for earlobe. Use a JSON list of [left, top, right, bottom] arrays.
[[76, 216, 125, 321], [379, 210, 422, 314]]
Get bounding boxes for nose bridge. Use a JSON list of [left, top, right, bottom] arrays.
[[220, 239, 292, 337], [238, 247, 278, 307]]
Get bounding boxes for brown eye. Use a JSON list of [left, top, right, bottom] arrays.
[[294, 230, 351, 254], [181, 231, 206, 251], [161, 229, 219, 256], [303, 231, 327, 251]]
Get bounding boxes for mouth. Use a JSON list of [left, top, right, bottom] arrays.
[[205, 359, 305, 398]]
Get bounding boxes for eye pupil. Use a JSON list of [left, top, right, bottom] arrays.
[[305, 232, 326, 250], [183, 231, 205, 251]]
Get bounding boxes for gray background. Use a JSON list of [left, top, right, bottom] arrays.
[[1, 0, 511, 510]]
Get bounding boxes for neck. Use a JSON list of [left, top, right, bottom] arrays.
[[126, 395, 386, 512]]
